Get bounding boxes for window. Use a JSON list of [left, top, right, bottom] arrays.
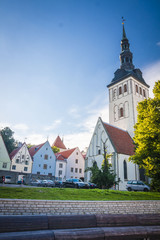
[[98, 149, 101, 155], [41, 155, 42, 157], [49, 166, 51, 169], [44, 154, 48, 160], [22, 155, 24, 159], [48, 173, 52, 176], [59, 170, 62, 175], [119, 86, 122, 95], [76, 152, 78, 155], [123, 160, 127, 180], [50, 156, 52, 159], [37, 172, 40, 175], [120, 107, 124, 117], [143, 89, 146, 97], [124, 84, 127, 93], [75, 168, 78, 173], [16, 159, 19, 163], [140, 87, 142, 95], [46, 148, 48, 150], [12, 165, 16, 170], [24, 167, 28, 171], [75, 159, 78, 164], [43, 164, 47, 169], [39, 164, 41, 167], [2, 163, 7, 168], [59, 163, 63, 168], [126, 57, 129, 62], [25, 161, 28, 165], [71, 168, 74, 172], [136, 85, 138, 93], [79, 169, 82, 173]]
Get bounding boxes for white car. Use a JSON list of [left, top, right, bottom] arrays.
[[126, 180, 150, 192]]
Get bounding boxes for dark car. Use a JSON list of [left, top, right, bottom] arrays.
[[126, 180, 150, 192], [54, 180, 63, 188], [63, 178, 89, 189], [88, 182, 97, 189], [30, 180, 42, 186]]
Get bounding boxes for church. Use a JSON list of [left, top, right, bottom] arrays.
[[84, 24, 150, 190]]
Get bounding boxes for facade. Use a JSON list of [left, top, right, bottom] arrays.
[[84, 117, 138, 190], [55, 153, 67, 181], [10, 143, 32, 173], [57, 147, 84, 180], [0, 134, 11, 171], [84, 24, 149, 190], [29, 141, 56, 177], [107, 24, 149, 138]]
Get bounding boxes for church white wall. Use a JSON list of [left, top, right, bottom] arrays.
[[108, 77, 149, 138]]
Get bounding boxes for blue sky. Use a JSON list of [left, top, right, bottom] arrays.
[[0, 0, 160, 150]]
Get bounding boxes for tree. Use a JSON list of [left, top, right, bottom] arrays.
[[1, 127, 16, 154], [86, 144, 116, 189], [129, 80, 160, 191], [51, 146, 60, 153]]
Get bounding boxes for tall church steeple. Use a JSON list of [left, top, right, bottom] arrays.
[[120, 24, 134, 71]]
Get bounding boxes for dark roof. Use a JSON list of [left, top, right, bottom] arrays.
[[107, 68, 149, 88], [10, 148, 20, 159], [29, 142, 45, 157], [102, 121, 135, 155], [52, 136, 66, 150]]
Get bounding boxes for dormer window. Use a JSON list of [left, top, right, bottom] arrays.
[[136, 85, 138, 93], [140, 87, 142, 95], [143, 89, 146, 97]]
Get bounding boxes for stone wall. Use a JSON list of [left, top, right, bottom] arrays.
[[0, 199, 160, 215]]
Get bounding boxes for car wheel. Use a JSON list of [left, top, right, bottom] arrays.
[[144, 188, 148, 192], [128, 187, 132, 191]]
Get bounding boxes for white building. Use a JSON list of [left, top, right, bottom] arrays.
[[56, 147, 84, 180], [0, 134, 11, 171], [10, 142, 32, 173], [29, 141, 56, 177], [55, 153, 67, 181], [85, 24, 150, 190]]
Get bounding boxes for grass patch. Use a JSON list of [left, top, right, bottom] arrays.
[[0, 187, 160, 201]]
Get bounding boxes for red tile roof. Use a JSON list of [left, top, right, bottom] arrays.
[[55, 153, 65, 161], [103, 122, 135, 155], [52, 136, 66, 150], [29, 142, 45, 158], [58, 148, 76, 159]]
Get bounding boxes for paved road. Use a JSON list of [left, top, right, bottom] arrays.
[[0, 183, 37, 188]]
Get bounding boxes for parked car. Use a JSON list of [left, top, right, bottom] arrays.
[[0, 176, 12, 184], [62, 178, 89, 189], [30, 180, 42, 186], [54, 180, 63, 188], [40, 180, 55, 187], [126, 180, 150, 192], [88, 182, 97, 189]]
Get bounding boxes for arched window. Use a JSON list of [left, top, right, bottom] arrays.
[[136, 85, 138, 93], [143, 89, 146, 97], [124, 84, 127, 93], [120, 107, 123, 117], [123, 160, 127, 180], [119, 87, 122, 95], [140, 87, 142, 95]]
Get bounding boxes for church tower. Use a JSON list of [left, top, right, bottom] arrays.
[[107, 23, 150, 138]]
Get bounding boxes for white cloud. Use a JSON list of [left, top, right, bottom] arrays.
[[143, 61, 160, 98], [13, 123, 29, 131], [157, 42, 160, 46], [44, 119, 62, 131]]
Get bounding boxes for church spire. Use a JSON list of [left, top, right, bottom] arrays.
[[120, 21, 134, 70]]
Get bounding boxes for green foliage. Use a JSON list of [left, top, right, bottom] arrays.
[[129, 80, 160, 191], [1, 127, 16, 154], [51, 146, 60, 153], [86, 149, 116, 189]]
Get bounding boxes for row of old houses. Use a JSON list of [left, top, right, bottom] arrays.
[[0, 134, 85, 182]]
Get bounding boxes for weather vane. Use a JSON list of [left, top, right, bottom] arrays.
[[122, 17, 126, 25]]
